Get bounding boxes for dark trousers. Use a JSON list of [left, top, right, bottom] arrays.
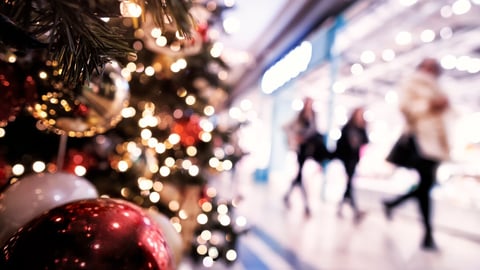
[[340, 159, 359, 212], [386, 158, 439, 241], [286, 137, 319, 209]]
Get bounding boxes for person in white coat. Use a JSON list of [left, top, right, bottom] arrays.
[[383, 58, 451, 250]]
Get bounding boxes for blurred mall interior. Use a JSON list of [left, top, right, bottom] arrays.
[[180, 0, 480, 269]]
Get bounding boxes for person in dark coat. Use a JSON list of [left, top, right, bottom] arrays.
[[283, 97, 331, 218], [335, 106, 369, 223]]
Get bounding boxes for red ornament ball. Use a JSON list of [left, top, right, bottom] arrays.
[[0, 198, 175, 270]]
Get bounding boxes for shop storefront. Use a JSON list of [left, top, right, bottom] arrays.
[[227, 0, 480, 211]]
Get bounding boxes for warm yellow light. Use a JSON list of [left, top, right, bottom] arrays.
[[12, 164, 25, 176], [119, 1, 142, 17], [74, 165, 87, 176], [32, 161, 46, 173]]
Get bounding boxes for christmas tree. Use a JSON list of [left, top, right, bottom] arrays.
[[0, 0, 248, 267]]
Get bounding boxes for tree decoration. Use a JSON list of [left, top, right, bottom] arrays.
[[0, 198, 175, 270], [0, 0, 248, 267], [27, 61, 130, 137], [0, 59, 38, 127], [0, 0, 196, 86]]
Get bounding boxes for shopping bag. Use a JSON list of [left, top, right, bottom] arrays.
[[386, 134, 420, 168]]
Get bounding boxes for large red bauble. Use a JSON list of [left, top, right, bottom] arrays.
[[0, 198, 175, 270]]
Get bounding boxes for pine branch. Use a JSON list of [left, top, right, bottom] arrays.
[[140, 0, 196, 39], [0, 0, 196, 86]]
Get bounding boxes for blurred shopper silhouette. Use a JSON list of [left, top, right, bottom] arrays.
[[283, 97, 331, 218], [383, 57, 452, 250], [334, 106, 369, 223]]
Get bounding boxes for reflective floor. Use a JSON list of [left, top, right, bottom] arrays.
[[180, 157, 480, 270]]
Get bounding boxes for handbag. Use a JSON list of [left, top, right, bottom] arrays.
[[386, 133, 420, 168], [310, 133, 332, 162]]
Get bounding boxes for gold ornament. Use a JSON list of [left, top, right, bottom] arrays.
[[28, 62, 130, 137]]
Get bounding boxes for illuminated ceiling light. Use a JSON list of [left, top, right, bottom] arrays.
[[472, 0, 480, 5], [229, 107, 241, 119], [240, 99, 253, 110], [332, 81, 346, 93], [360, 50, 375, 64], [440, 54, 457, 70], [224, 0, 236, 8], [291, 98, 304, 111], [399, 0, 417, 6], [440, 5, 453, 18], [455, 55, 470, 71], [223, 17, 240, 34], [385, 90, 398, 105], [420, 29, 435, 43], [467, 58, 480, 73], [261, 41, 312, 94], [350, 63, 364, 75], [439, 27, 453, 39], [381, 49, 396, 62], [452, 0, 471, 15], [395, 31, 412, 45]]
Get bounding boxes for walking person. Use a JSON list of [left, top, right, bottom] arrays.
[[283, 97, 330, 218], [334, 106, 369, 223], [383, 57, 452, 250]]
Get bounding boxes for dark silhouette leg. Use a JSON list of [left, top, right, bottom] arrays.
[[285, 142, 310, 217], [383, 158, 438, 249], [415, 159, 438, 249]]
